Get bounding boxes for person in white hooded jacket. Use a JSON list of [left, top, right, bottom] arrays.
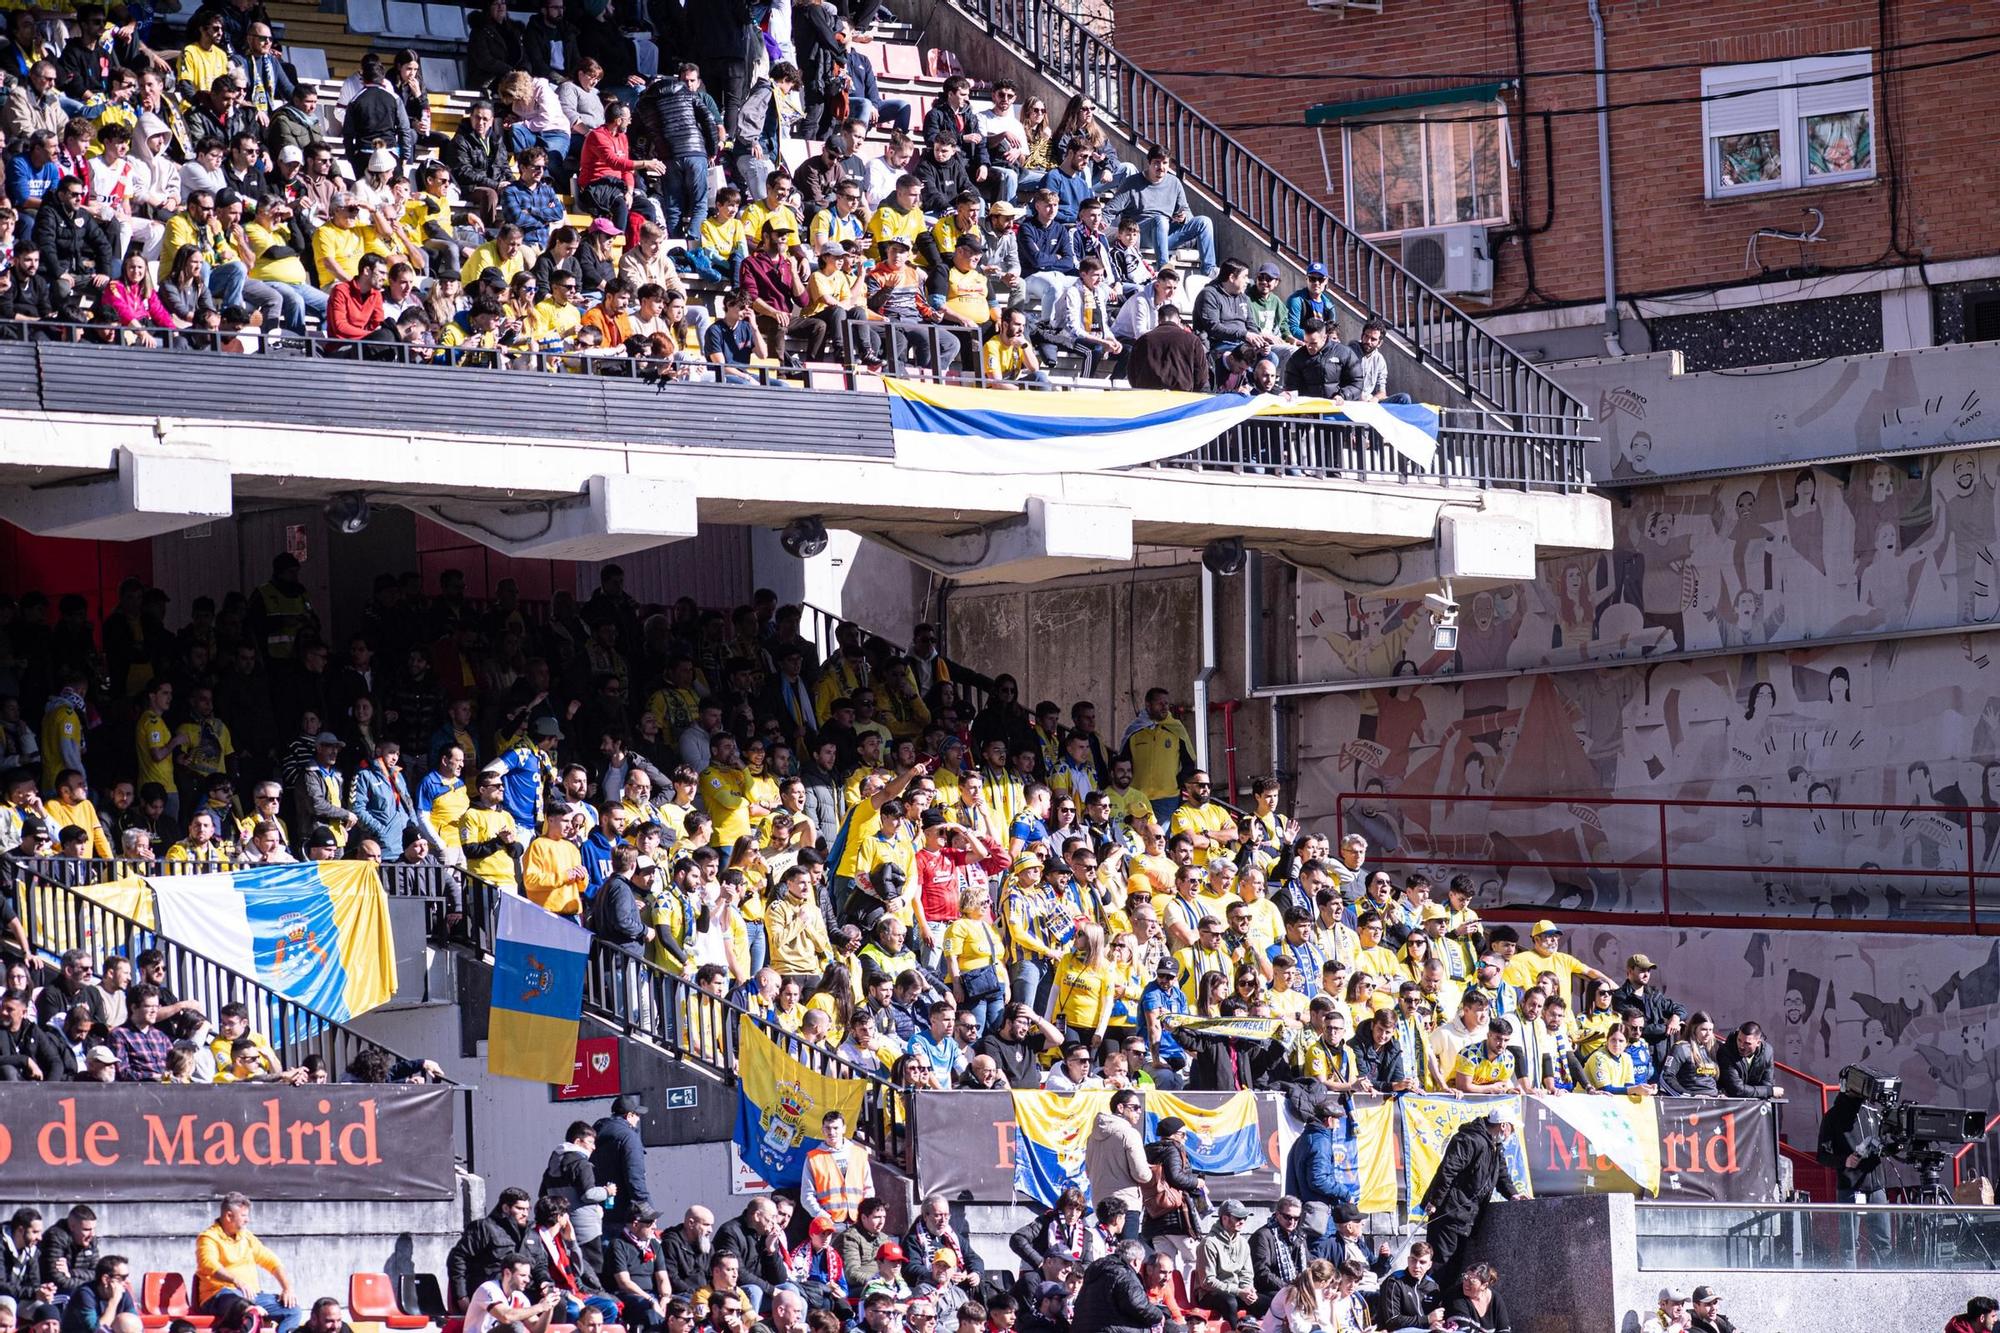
[[1085, 1089, 1152, 1239]]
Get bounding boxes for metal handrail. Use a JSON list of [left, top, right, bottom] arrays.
[[1334, 789, 2000, 933], [951, 0, 1588, 431], [7, 860, 432, 1077], [451, 872, 914, 1170], [14, 855, 460, 896]]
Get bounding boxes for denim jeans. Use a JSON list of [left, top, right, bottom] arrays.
[[662, 153, 710, 242], [509, 124, 571, 159], [264, 281, 328, 333], [861, 96, 913, 133], [205, 259, 248, 309], [1010, 958, 1050, 1014], [987, 164, 1020, 203], [1140, 213, 1216, 274]]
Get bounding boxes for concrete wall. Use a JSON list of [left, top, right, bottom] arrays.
[[1551, 341, 2000, 481], [12, 1197, 460, 1308]]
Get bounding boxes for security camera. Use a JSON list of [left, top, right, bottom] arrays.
[[1423, 590, 1459, 618]]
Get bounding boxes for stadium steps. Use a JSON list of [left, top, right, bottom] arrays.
[[12, 863, 433, 1074], [927, 0, 1587, 430]]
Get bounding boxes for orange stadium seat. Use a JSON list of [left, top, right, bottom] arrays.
[[350, 1273, 431, 1329]]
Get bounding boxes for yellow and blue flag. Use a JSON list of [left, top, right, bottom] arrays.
[[488, 891, 591, 1083], [1353, 1100, 1400, 1215], [150, 862, 395, 1021], [1144, 1091, 1264, 1175], [735, 1019, 868, 1188], [1012, 1089, 1113, 1205], [1400, 1095, 1533, 1218], [885, 380, 1441, 474]]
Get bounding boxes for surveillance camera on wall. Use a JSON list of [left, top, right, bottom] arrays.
[[1423, 590, 1459, 618]]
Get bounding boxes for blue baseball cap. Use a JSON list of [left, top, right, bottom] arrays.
[[1306, 261, 1328, 278]]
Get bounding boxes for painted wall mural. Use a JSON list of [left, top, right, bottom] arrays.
[[1292, 452, 2000, 920], [1564, 923, 2000, 1140]]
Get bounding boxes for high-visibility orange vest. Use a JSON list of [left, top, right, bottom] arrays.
[[805, 1143, 870, 1223]]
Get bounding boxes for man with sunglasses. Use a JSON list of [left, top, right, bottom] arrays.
[[1501, 918, 1611, 997], [1609, 951, 1685, 1051], [1166, 771, 1236, 870]]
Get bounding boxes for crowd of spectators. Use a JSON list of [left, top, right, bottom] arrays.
[[0, 0, 1416, 397]]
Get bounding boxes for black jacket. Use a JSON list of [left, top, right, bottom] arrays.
[[1715, 1035, 1776, 1099], [634, 77, 718, 162], [1281, 340, 1364, 400], [1140, 1139, 1205, 1238], [1350, 1034, 1405, 1091], [794, 2, 843, 96], [466, 13, 526, 90], [1419, 1122, 1519, 1224], [449, 123, 511, 194], [343, 83, 414, 161], [446, 1206, 528, 1306], [592, 874, 647, 950], [681, 0, 753, 60], [1006, 1206, 1057, 1274], [0, 1019, 57, 1080], [913, 152, 979, 217], [32, 200, 116, 282], [591, 1114, 651, 1223], [1247, 1219, 1316, 1296], [1372, 1271, 1439, 1330], [521, 14, 580, 81], [1610, 981, 1685, 1045], [38, 1220, 97, 1295], [56, 37, 115, 99], [1070, 1256, 1165, 1333], [656, 1223, 709, 1300], [713, 1211, 790, 1288], [1, 1231, 46, 1302]]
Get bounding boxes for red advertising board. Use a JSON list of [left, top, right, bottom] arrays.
[[555, 1037, 621, 1101]]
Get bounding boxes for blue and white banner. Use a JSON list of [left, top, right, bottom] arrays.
[[885, 380, 1440, 473]]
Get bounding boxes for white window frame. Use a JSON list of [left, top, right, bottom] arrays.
[[1336, 102, 1511, 239], [1701, 53, 1877, 199]]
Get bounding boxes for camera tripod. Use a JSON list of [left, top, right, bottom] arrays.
[[1896, 1150, 1998, 1269]]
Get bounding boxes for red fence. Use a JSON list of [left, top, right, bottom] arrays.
[[1334, 791, 2000, 935]]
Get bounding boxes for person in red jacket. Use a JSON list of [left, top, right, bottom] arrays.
[[327, 253, 395, 356], [1945, 1296, 1997, 1333], [576, 101, 664, 233]]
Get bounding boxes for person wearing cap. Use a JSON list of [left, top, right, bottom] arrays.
[[591, 1095, 653, 1229], [488, 714, 562, 838], [76, 1044, 119, 1082], [601, 1208, 669, 1331], [1244, 261, 1296, 356], [1611, 951, 1685, 1051], [290, 730, 357, 851], [1501, 918, 1610, 997], [932, 232, 993, 364], [1281, 261, 1336, 340], [1640, 1291, 1692, 1333], [1686, 1287, 1741, 1333], [1418, 1110, 1521, 1284], [865, 230, 961, 371], [1192, 1200, 1255, 1325]]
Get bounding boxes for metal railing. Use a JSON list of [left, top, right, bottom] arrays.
[[953, 0, 1589, 432], [8, 860, 429, 1077], [1333, 790, 2000, 931], [11, 854, 460, 896], [2, 319, 1590, 490], [451, 872, 914, 1170], [1634, 1199, 2000, 1271]]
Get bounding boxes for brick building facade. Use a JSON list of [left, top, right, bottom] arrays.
[[1115, 0, 2000, 361]]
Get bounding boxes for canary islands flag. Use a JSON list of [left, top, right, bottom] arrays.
[[488, 891, 591, 1083], [735, 1019, 868, 1188], [1012, 1089, 1113, 1205], [150, 862, 395, 1022], [885, 380, 1441, 474], [1144, 1091, 1264, 1175]]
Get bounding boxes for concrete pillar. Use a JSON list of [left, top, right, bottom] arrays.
[[0, 448, 230, 540]]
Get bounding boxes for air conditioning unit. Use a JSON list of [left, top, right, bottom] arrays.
[[1398, 223, 1492, 296]]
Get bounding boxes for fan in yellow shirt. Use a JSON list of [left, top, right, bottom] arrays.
[[1501, 919, 1612, 997]]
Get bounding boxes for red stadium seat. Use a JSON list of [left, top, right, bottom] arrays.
[[350, 1273, 431, 1329], [1169, 1271, 1221, 1333], [141, 1273, 215, 1330], [877, 42, 923, 82]]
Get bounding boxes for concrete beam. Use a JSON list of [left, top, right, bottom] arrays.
[[0, 447, 231, 539], [1276, 511, 1543, 600], [414, 474, 697, 561], [859, 498, 1135, 586]]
